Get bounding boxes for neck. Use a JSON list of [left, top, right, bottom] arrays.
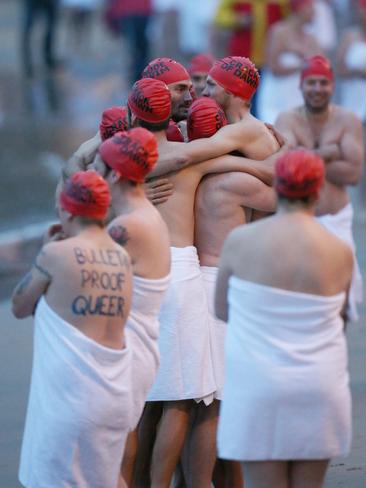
[[111, 181, 146, 215], [290, 14, 306, 29], [153, 130, 168, 143], [226, 103, 250, 124], [305, 104, 332, 123], [68, 222, 103, 238], [277, 200, 315, 217]]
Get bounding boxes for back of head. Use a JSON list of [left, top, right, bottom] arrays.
[[166, 119, 184, 142], [300, 55, 334, 84], [142, 57, 190, 85], [99, 128, 158, 183], [128, 78, 172, 128], [209, 56, 260, 101], [188, 53, 215, 75], [275, 150, 325, 201], [187, 97, 228, 141], [100, 106, 128, 141], [60, 171, 111, 222]]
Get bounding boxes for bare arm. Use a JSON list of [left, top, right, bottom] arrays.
[[325, 115, 364, 186], [150, 125, 243, 178], [234, 174, 277, 212], [63, 132, 102, 179], [12, 248, 52, 318], [215, 236, 234, 322]]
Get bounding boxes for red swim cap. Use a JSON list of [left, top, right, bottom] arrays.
[[60, 171, 110, 220], [275, 150, 325, 199], [188, 53, 215, 75], [142, 58, 190, 85], [128, 78, 171, 123], [209, 56, 260, 101], [291, 0, 313, 12], [166, 120, 184, 142], [187, 97, 228, 141], [99, 128, 158, 183], [301, 55, 333, 83], [99, 106, 128, 141]]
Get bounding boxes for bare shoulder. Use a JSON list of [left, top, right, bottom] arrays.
[[275, 107, 303, 126], [333, 105, 362, 127]]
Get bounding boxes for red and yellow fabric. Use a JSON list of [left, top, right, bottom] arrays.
[[215, 0, 290, 66]]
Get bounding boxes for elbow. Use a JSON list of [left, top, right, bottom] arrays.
[[11, 299, 32, 319], [215, 306, 228, 323]]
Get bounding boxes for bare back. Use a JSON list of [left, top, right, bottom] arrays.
[[195, 119, 278, 266], [275, 105, 364, 215], [223, 213, 353, 297], [108, 199, 171, 279], [41, 231, 133, 350]]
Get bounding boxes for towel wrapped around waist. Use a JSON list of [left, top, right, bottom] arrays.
[[316, 203, 363, 322], [148, 246, 216, 403], [218, 277, 351, 461], [19, 296, 133, 488], [201, 265, 226, 400]]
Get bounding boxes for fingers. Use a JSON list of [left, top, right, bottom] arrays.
[[151, 196, 170, 205], [146, 178, 173, 190]]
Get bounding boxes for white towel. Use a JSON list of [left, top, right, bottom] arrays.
[[218, 278, 351, 461], [201, 266, 226, 400], [19, 297, 133, 488], [125, 274, 170, 429], [148, 246, 216, 403], [316, 203, 363, 322]]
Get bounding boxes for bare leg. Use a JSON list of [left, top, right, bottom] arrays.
[[150, 400, 192, 488], [134, 401, 163, 487], [188, 400, 220, 488], [242, 461, 289, 488], [289, 460, 330, 488], [121, 429, 138, 486]]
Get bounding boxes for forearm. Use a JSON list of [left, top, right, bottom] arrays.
[[148, 153, 190, 177], [325, 160, 362, 186]]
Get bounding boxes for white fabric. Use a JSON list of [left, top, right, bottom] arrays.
[[316, 203, 363, 322], [258, 53, 303, 124], [125, 274, 170, 429], [148, 246, 216, 403], [306, 0, 337, 52], [341, 41, 366, 121], [218, 277, 351, 461], [19, 297, 133, 488], [201, 266, 226, 400]]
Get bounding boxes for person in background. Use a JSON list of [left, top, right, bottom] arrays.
[[188, 53, 215, 97], [216, 150, 353, 488], [214, 0, 290, 116], [22, 0, 61, 77], [258, 0, 321, 123]]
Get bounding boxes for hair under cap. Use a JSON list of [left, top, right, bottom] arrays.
[[209, 56, 260, 101], [187, 97, 228, 141], [142, 58, 190, 85], [100, 106, 128, 141], [60, 171, 111, 220], [128, 78, 171, 123], [99, 128, 158, 183], [275, 150, 325, 199]]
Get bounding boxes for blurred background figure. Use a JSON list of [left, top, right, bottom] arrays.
[[214, 0, 290, 116], [62, 0, 101, 54], [21, 0, 61, 77], [307, 0, 337, 57], [177, 0, 219, 61], [187, 53, 215, 97], [338, 0, 366, 215], [104, 0, 152, 83], [258, 0, 321, 123], [151, 0, 179, 59]]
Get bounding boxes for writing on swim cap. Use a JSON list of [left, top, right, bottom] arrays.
[[187, 97, 227, 141], [100, 106, 128, 141], [142, 58, 190, 85], [275, 150, 325, 199], [128, 78, 171, 123], [300, 55, 333, 83], [99, 128, 158, 183], [60, 171, 110, 220], [209, 56, 260, 101]]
